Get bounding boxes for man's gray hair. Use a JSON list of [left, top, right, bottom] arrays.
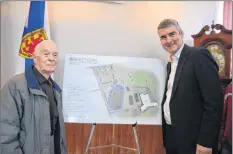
[[157, 19, 183, 34]]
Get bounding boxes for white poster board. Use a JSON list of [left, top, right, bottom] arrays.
[[62, 54, 167, 125]]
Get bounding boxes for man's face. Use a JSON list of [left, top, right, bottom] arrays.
[[33, 42, 58, 75], [158, 25, 184, 55]]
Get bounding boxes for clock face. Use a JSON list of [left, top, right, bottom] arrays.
[[207, 44, 225, 75]]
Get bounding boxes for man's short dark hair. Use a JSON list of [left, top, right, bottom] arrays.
[[157, 19, 183, 34]]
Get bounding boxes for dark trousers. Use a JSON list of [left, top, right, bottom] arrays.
[[166, 147, 196, 154], [165, 123, 196, 154], [165, 123, 219, 154], [54, 118, 61, 154]]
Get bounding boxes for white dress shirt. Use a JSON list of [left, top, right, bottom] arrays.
[[163, 43, 184, 125]]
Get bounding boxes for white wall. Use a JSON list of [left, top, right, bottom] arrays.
[[1, 2, 29, 88], [1, 1, 224, 88]]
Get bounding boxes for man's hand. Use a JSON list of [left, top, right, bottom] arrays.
[[196, 144, 212, 154]]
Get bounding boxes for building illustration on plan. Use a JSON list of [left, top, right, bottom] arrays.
[[87, 63, 160, 118]]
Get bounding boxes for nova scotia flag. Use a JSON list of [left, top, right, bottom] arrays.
[[19, 1, 51, 71]]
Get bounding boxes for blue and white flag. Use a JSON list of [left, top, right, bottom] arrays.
[[18, 1, 51, 71]]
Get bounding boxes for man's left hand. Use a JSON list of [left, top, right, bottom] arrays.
[[196, 144, 212, 154]]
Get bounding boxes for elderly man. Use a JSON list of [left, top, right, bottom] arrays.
[[0, 40, 67, 154]]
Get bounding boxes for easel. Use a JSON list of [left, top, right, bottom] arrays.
[[85, 122, 141, 154]]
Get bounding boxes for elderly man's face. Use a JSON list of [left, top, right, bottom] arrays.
[[33, 41, 58, 75]]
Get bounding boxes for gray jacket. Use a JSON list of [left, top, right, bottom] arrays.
[[0, 66, 68, 154]]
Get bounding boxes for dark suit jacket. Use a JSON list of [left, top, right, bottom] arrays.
[[162, 44, 223, 149]]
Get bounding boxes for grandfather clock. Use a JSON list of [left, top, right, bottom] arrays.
[[191, 21, 232, 91]]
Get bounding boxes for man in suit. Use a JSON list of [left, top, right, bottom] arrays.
[[157, 19, 223, 154]]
